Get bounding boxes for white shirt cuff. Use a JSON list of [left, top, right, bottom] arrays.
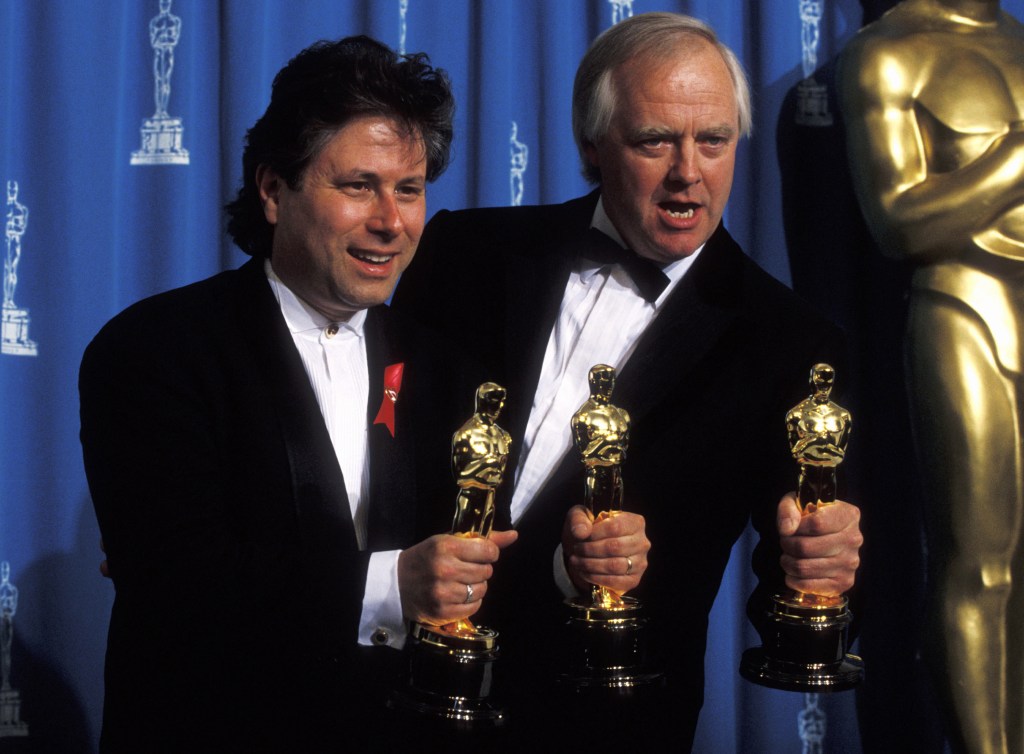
[[358, 550, 406, 650]]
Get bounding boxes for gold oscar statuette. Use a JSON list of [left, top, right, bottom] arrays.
[[561, 365, 662, 690], [390, 383, 511, 727], [740, 363, 864, 691]]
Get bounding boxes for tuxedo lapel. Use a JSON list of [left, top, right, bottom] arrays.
[[364, 306, 416, 550], [501, 193, 599, 458], [515, 223, 746, 529], [496, 194, 597, 528], [501, 251, 570, 447], [233, 260, 357, 550], [614, 223, 744, 423]]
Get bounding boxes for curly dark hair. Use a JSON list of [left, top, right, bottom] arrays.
[[225, 36, 455, 258]]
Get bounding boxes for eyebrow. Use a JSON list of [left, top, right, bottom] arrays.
[[626, 123, 737, 142], [337, 169, 426, 185], [628, 126, 678, 141], [697, 125, 737, 139]]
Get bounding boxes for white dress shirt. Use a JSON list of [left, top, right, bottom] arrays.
[[265, 261, 405, 649], [510, 200, 704, 596], [510, 198, 703, 526]]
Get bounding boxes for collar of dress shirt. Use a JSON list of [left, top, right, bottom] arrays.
[[264, 259, 367, 341], [590, 195, 705, 306]]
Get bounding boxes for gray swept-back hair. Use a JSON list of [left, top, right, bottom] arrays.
[[572, 12, 752, 183]]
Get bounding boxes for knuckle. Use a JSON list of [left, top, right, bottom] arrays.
[[782, 540, 809, 560], [804, 516, 829, 536], [429, 584, 447, 607], [788, 559, 816, 579], [437, 562, 457, 581], [435, 535, 455, 557]]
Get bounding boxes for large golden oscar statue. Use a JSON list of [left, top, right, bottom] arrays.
[[839, 2, 1024, 751]]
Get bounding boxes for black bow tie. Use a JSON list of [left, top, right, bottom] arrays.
[[583, 228, 670, 303]]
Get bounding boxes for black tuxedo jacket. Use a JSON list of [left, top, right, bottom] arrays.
[[80, 259, 467, 753], [393, 192, 846, 747]]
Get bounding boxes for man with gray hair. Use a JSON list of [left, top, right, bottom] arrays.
[[394, 12, 862, 747]]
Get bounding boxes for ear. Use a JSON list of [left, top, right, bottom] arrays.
[[582, 141, 600, 171], [256, 164, 282, 225]]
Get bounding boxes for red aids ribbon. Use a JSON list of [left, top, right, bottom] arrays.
[[373, 362, 404, 437]]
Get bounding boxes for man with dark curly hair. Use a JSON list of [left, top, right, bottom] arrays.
[[81, 36, 513, 752]]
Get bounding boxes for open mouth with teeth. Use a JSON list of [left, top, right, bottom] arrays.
[[661, 202, 699, 221], [350, 249, 395, 265]]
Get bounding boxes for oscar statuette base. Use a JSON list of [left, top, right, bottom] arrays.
[[388, 622, 505, 729], [740, 593, 863, 692], [1, 307, 37, 356], [131, 116, 190, 165], [559, 595, 663, 692]]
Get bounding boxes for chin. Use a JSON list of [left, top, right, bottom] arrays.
[[340, 286, 393, 310]]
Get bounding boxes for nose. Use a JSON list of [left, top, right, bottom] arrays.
[[367, 193, 403, 239], [667, 142, 700, 187]]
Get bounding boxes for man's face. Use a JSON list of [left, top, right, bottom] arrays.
[[585, 42, 739, 263], [259, 116, 427, 321]]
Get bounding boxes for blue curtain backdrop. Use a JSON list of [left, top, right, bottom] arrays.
[[3, 1, 1021, 751]]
